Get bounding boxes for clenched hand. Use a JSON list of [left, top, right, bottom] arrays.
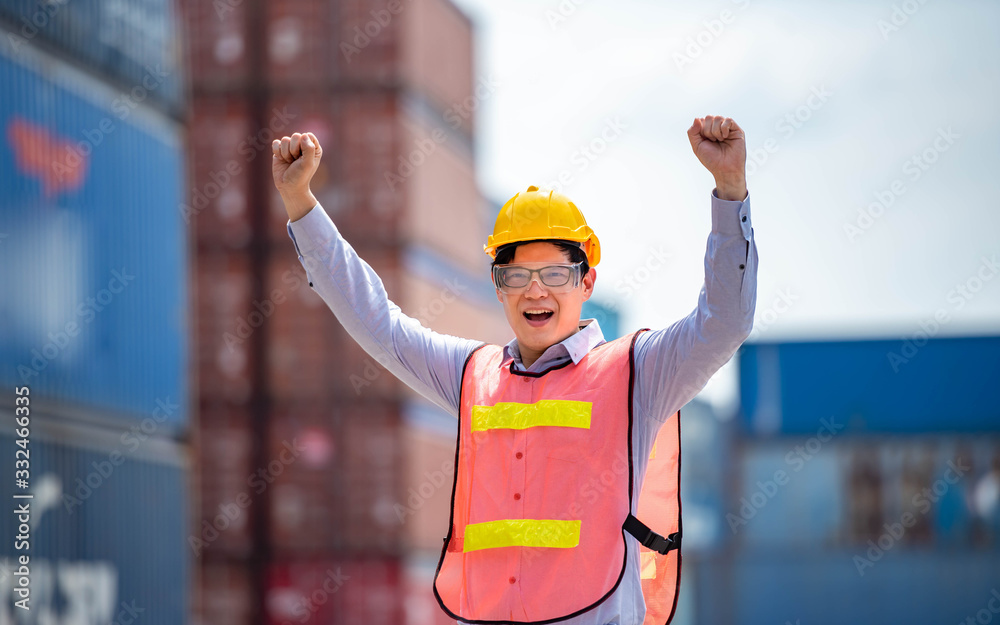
[[687, 116, 747, 201], [272, 131, 323, 222]]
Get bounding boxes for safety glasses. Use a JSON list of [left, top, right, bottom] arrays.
[[492, 262, 584, 294]]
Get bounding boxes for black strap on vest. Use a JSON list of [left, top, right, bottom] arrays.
[[623, 514, 681, 555]]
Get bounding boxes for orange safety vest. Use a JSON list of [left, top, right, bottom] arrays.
[[434, 329, 682, 624]]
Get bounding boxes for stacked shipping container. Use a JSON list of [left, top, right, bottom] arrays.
[[675, 337, 1000, 625], [181, 0, 506, 623], [0, 1, 189, 623]]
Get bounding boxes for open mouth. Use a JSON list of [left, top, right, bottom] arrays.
[[523, 310, 554, 326]]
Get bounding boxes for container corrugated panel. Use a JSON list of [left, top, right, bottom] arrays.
[[739, 336, 1000, 435], [263, 93, 342, 247], [0, 40, 189, 431], [327, 285, 409, 400], [194, 404, 254, 557], [721, 551, 1000, 625], [194, 251, 255, 404], [267, 92, 403, 247], [188, 95, 295, 249], [179, 0, 250, 90], [266, 237, 407, 401], [183, 0, 398, 90], [338, 404, 404, 553], [0, 0, 184, 112], [197, 559, 254, 625], [403, 555, 463, 625], [731, 437, 1000, 549], [399, 422, 457, 552], [398, 0, 475, 134], [267, 557, 403, 625], [268, 402, 344, 553], [268, 401, 403, 555], [0, 426, 187, 624], [185, 96, 254, 249], [266, 243, 406, 399], [333, 0, 399, 83], [183, 93, 316, 250], [265, 255, 340, 401], [195, 399, 406, 558], [264, 0, 337, 88], [395, 113, 481, 269], [335, 92, 404, 241], [716, 437, 1000, 624]]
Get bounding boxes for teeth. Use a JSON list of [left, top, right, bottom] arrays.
[[524, 310, 552, 314]]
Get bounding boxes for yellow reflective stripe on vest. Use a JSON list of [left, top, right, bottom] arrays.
[[640, 551, 658, 579], [471, 400, 592, 432], [464, 519, 582, 552]]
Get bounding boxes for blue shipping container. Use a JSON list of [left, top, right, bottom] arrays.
[[0, 428, 188, 624], [693, 436, 1000, 625], [739, 336, 1000, 435], [0, 40, 188, 430], [0, 0, 183, 112]]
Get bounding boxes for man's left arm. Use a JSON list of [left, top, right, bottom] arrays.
[[633, 116, 758, 420]]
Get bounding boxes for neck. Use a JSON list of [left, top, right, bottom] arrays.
[[518, 324, 585, 369], [521, 348, 543, 370]]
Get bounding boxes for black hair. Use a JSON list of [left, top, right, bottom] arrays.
[[492, 239, 590, 276]]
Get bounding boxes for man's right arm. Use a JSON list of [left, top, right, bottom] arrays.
[[287, 202, 481, 416], [273, 131, 480, 416]]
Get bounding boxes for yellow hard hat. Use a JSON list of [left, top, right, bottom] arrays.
[[484, 185, 601, 267]]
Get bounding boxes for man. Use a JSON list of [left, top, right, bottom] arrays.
[[272, 115, 757, 624]]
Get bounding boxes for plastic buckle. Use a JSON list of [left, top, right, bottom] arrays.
[[623, 514, 681, 555]]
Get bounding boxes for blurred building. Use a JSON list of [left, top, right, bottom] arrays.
[[0, 1, 189, 623], [675, 334, 1000, 625], [179, 0, 506, 623], [582, 299, 622, 341]]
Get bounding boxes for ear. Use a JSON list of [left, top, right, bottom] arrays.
[[582, 268, 596, 302]]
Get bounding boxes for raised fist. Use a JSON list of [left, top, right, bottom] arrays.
[[271, 132, 322, 198], [687, 116, 748, 201]]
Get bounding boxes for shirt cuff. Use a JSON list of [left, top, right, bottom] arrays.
[[286, 202, 337, 257], [710, 188, 752, 240]]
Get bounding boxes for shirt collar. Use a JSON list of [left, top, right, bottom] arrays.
[[501, 318, 606, 372]]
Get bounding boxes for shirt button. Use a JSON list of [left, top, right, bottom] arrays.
[[739, 264, 745, 270], [741, 215, 747, 222], [509, 576, 516, 584], [515, 452, 523, 459], [514, 493, 521, 500]]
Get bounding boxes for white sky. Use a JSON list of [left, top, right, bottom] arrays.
[[448, 0, 1000, 349]]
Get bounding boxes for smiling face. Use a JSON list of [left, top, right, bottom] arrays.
[[494, 241, 597, 368]]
